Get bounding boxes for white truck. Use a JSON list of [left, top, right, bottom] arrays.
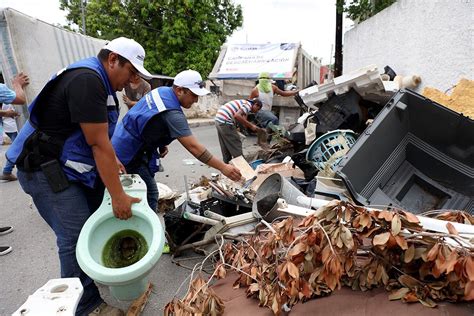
[[208, 43, 321, 127]]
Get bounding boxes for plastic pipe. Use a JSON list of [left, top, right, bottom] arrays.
[[183, 212, 220, 226]]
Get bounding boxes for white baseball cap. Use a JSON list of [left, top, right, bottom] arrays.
[[173, 70, 210, 96], [103, 37, 152, 79]]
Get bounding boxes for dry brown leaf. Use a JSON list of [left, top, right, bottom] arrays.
[[287, 261, 300, 279], [248, 283, 259, 294], [398, 275, 420, 288], [271, 291, 281, 315], [391, 214, 402, 235], [378, 210, 393, 222], [394, 235, 408, 250], [426, 243, 440, 261], [388, 287, 411, 300], [418, 297, 437, 308], [373, 232, 391, 246], [322, 245, 332, 263], [340, 225, 354, 250], [402, 291, 419, 303], [215, 265, 227, 279], [464, 281, 474, 301], [300, 279, 312, 298], [403, 211, 420, 223], [404, 244, 415, 263], [289, 242, 307, 257], [465, 256, 474, 281], [446, 222, 459, 235]]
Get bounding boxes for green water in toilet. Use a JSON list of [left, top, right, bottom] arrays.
[[102, 229, 148, 268]]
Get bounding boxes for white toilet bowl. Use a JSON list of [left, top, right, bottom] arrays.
[[76, 174, 165, 300], [13, 278, 83, 316]]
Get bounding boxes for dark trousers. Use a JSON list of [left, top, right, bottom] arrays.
[[216, 123, 243, 163], [17, 170, 103, 315], [128, 162, 159, 213]]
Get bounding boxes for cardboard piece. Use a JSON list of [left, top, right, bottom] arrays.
[[230, 156, 257, 182]]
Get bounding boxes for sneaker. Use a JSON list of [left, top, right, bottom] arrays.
[[88, 302, 124, 316], [0, 173, 17, 181], [0, 226, 13, 235], [0, 246, 12, 256]]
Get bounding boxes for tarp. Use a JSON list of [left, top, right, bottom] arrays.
[[212, 273, 473, 315], [213, 43, 299, 80]]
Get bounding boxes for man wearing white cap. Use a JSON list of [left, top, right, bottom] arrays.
[[112, 69, 242, 214], [6, 37, 151, 315]]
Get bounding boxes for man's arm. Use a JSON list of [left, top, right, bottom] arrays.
[[81, 122, 140, 219], [10, 72, 29, 105], [122, 94, 138, 109], [234, 109, 259, 132], [249, 87, 259, 99], [0, 109, 19, 118], [273, 84, 299, 97], [178, 135, 241, 181]]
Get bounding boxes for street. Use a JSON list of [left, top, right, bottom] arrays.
[[0, 124, 259, 315]]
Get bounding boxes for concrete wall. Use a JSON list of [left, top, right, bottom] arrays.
[[343, 0, 473, 93]]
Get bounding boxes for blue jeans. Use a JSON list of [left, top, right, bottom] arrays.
[[128, 162, 159, 212], [17, 170, 103, 315], [3, 132, 17, 174], [255, 110, 279, 128]]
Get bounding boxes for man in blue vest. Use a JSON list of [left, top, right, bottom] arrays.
[[6, 37, 151, 316], [112, 70, 242, 214]]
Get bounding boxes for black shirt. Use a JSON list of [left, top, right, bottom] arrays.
[[17, 68, 111, 169], [35, 68, 109, 140]]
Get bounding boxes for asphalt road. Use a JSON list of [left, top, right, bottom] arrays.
[[0, 124, 260, 315]]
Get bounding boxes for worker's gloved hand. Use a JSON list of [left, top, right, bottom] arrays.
[[222, 164, 242, 182], [112, 192, 141, 220]]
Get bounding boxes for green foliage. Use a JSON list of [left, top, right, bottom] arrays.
[[59, 0, 243, 77], [344, 0, 397, 23]]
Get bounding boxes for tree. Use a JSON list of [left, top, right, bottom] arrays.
[[344, 0, 397, 23], [59, 0, 243, 77]]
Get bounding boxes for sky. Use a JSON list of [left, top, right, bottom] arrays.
[[0, 0, 353, 64]]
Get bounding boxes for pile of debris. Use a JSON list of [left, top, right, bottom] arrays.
[[164, 201, 473, 315], [161, 65, 473, 315]]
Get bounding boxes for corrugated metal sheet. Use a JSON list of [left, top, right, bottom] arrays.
[[0, 8, 106, 126]]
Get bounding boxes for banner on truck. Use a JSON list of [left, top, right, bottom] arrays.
[[215, 43, 299, 80]]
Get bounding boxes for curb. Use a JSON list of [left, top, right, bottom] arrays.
[[187, 119, 215, 128]]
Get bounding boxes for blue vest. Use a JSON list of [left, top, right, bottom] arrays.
[[112, 86, 182, 173], [6, 57, 118, 188]]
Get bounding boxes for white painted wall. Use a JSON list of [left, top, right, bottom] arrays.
[[343, 0, 473, 93]]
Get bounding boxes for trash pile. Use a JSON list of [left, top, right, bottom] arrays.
[[162, 65, 473, 315], [164, 201, 474, 315]]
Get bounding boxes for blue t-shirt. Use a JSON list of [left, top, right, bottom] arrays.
[[126, 109, 191, 169], [0, 84, 16, 104]]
